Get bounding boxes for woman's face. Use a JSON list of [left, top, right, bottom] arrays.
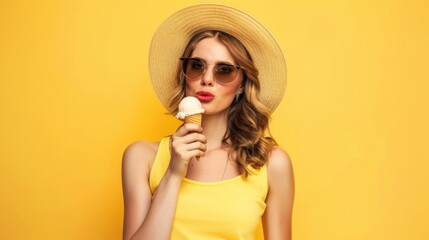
[[185, 37, 243, 116]]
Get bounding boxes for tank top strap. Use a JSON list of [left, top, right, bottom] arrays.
[[246, 163, 269, 202], [149, 136, 171, 194]]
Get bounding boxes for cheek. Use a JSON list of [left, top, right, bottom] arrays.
[[223, 78, 243, 95], [222, 86, 239, 96], [185, 79, 198, 96]]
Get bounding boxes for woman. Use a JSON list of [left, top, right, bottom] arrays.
[[122, 4, 294, 240]]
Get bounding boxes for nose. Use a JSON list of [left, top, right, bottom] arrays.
[[200, 66, 214, 86]]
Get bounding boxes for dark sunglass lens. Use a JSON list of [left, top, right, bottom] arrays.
[[189, 59, 204, 70], [215, 64, 237, 83], [184, 59, 204, 79]]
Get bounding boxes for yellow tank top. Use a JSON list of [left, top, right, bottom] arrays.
[[149, 137, 268, 240]]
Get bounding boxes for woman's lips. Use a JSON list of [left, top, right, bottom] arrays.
[[196, 91, 214, 102]]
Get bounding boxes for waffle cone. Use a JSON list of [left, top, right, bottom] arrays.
[[184, 114, 202, 126]]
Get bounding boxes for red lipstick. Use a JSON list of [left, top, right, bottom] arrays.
[[196, 91, 215, 102]]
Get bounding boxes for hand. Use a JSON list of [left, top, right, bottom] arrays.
[[168, 123, 206, 178]]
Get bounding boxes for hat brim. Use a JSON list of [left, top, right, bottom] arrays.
[[149, 4, 287, 113]]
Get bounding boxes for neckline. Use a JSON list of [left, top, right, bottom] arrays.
[[183, 174, 244, 185]]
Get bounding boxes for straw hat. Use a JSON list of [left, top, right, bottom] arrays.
[[149, 4, 287, 113]]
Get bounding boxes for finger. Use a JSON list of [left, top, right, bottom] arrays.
[[171, 132, 206, 148], [170, 145, 205, 161], [175, 123, 202, 137], [188, 149, 206, 159], [179, 132, 206, 145], [170, 135, 206, 156], [184, 140, 207, 152]]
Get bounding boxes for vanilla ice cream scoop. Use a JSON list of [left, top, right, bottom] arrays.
[[176, 96, 205, 120]]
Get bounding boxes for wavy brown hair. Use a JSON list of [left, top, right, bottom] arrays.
[[168, 30, 277, 176]]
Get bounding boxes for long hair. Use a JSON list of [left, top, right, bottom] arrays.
[[168, 30, 277, 176]]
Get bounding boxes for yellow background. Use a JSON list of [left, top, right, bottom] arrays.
[[1, 0, 428, 239]]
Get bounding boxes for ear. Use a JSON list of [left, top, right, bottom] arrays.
[[236, 84, 244, 95]]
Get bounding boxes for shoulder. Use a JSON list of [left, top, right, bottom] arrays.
[[122, 140, 160, 178], [262, 147, 294, 239], [266, 147, 294, 188], [123, 140, 160, 160], [267, 147, 293, 175]]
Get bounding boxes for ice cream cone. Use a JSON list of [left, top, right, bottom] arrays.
[[185, 113, 202, 161], [184, 113, 202, 125], [176, 97, 204, 161]]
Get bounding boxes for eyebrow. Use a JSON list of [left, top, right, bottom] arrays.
[[190, 57, 235, 66]]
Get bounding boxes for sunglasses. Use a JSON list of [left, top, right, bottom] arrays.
[[180, 57, 244, 84]]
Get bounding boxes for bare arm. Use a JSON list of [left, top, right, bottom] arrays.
[[122, 142, 182, 240], [122, 124, 206, 240], [122, 141, 155, 240], [262, 148, 295, 240]]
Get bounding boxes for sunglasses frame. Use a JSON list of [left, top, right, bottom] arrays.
[[179, 57, 245, 84]]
